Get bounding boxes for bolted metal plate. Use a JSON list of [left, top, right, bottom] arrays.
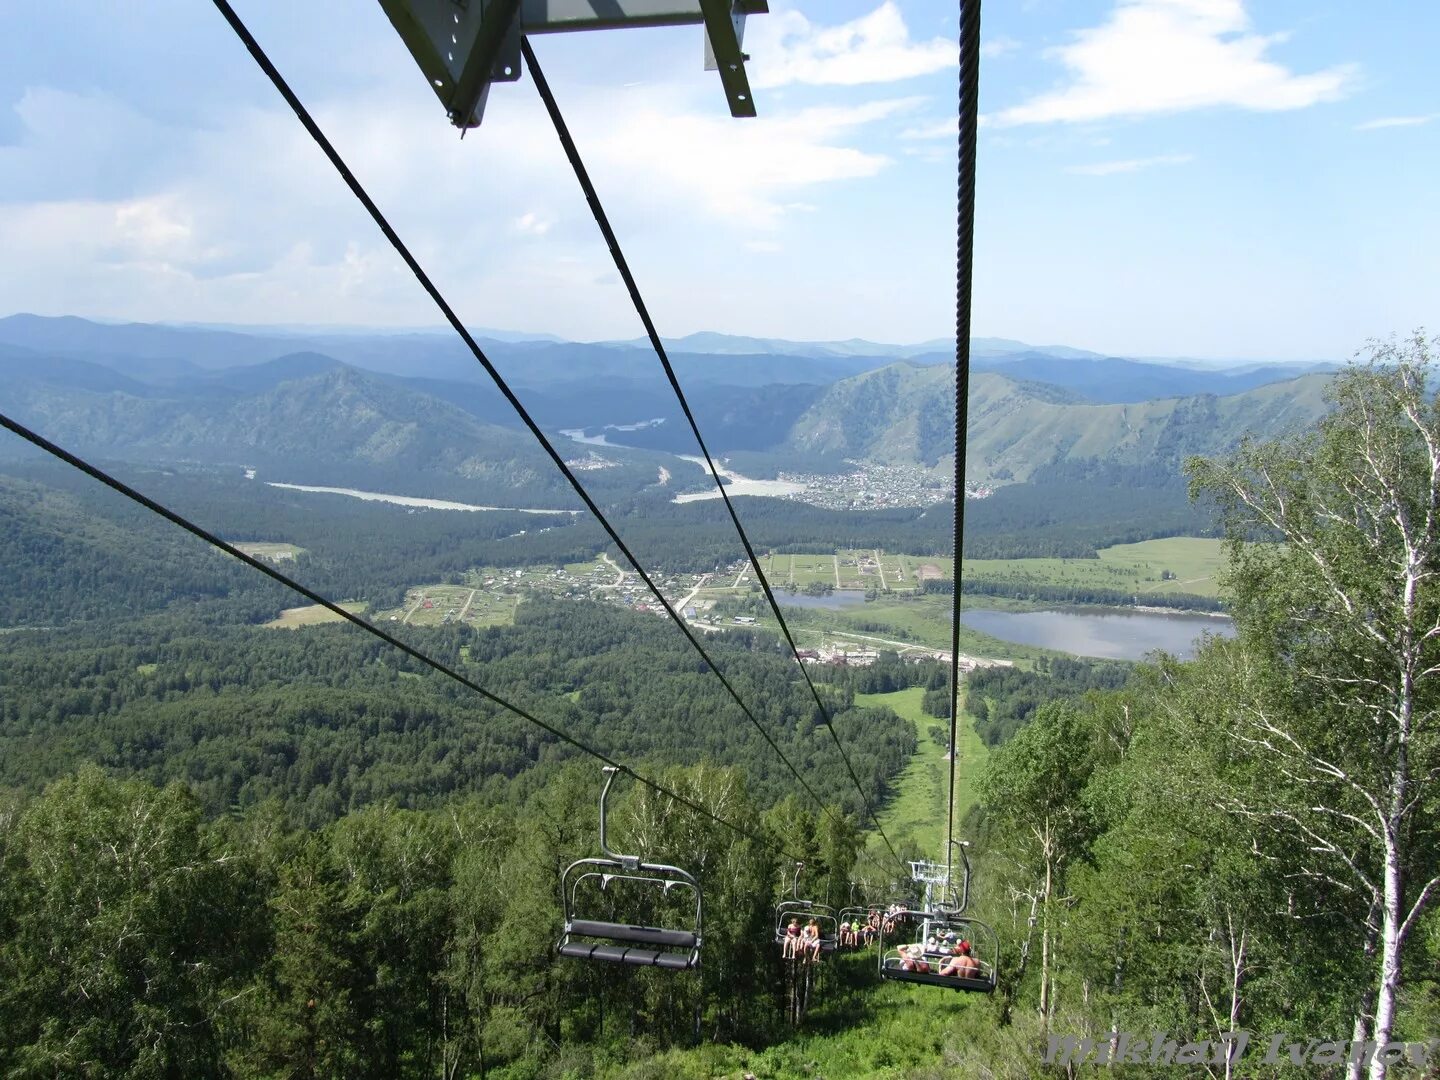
[[380, 0, 768, 127]]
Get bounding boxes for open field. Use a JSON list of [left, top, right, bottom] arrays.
[[264, 601, 366, 629], [776, 550, 948, 593], [965, 537, 1226, 599], [862, 686, 989, 861], [378, 583, 517, 628], [233, 541, 304, 562]]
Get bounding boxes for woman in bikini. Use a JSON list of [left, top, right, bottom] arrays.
[[782, 918, 801, 959]]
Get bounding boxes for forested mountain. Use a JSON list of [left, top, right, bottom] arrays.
[[0, 363, 684, 506], [972, 350, 1338, 403], [0, 600, 916, 822], [784, 362, 1333, 482]]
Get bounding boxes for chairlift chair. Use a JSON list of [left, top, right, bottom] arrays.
[[877, 908, 998, 993], [557, 767, 702, 970], [772, 863, 839, 953], [878, 842, 995, 991]]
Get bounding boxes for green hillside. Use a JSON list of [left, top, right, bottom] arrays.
[[1, 366, 626, 506], [785, 363, 1334, 485]]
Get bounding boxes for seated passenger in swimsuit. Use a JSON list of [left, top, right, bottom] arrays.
[[938, 940, 981, 980], [865, 910, 881, 943], [839, 920, 855, 948], [898, 943, 930, 974], [782, 918, 801, 958], [802, 919, 823, 962]]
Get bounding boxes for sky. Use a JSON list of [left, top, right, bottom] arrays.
[[0, 0, 1435, 359]]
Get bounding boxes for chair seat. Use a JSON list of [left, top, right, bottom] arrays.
[[558, 940, 696, 970], [879, 963, 994, 993]]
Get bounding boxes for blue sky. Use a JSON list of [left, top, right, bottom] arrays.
[[0, 1, 1435, 358]]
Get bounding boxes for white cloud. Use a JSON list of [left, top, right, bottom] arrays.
[[749, 2, 954, 89], [981, 36, 1021, 59], [586, 97, 919, 227], [993, 0, 1355, 127], [0, 69, 914, 332], [1355, 114, 1437, 131], [513, 212, 553, 236], [745, 240, 782, 254], [900, 115, 991, 140], [1065, 152, 1194, 175]]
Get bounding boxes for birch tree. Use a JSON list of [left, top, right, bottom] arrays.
[[1188, 332, 1440, 1080], [978, 700, 1102, 1025]]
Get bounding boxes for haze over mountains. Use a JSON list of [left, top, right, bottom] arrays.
[[0, 314, 1338, 496]]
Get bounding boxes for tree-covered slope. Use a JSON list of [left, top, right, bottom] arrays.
[[783, 363, 1334, 483]]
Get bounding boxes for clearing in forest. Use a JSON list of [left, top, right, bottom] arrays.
[[233, 541, 304, 563], [861, 686, 988, 860], [264, 601, 366, 629], [379, 583, 517, 628], [964, 536, 1225, 599]]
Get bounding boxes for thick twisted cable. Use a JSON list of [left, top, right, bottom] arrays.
[[948, 0, 983, 863]]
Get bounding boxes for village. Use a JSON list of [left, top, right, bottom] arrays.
[[773, 462, 954, 510], [380, 550, 1011, 672]]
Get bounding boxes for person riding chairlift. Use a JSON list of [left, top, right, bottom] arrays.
[[782, 918, 801, 959], [898, 942, 931, 974], [800, 919, 823, 963], [938, 939, 980, 980]]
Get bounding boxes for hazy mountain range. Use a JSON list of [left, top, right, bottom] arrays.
[[0, 315, 1338, 497]]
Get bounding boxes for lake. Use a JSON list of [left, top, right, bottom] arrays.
[[775, 591, 870, 611], [960, 607, 1234, 661]]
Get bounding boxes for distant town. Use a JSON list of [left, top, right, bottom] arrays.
[[350, 553, 1010, 672]]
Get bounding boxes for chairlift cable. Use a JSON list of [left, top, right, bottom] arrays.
[[0, 410, 805, 866], [208, 0, 901, 880], [946, 0, 983, 878], [522, 36, 907, 875]]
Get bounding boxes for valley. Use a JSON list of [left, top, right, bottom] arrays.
[[1, 313, 1388, 1080], [244, 537, 1230, 664]]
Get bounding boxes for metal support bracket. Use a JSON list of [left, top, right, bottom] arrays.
[[699, 0, 755, 118], [380, 0, 768, 128], [379, 0, 523, 128]]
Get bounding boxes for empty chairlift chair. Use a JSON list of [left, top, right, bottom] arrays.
[[557, 767, 702, 971]]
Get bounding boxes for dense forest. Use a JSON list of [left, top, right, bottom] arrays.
[[0, 762, 866, 1078], [964, 656, 1133, 745], [0, 600, 916, 825], [968, 343, 1440, 1080]]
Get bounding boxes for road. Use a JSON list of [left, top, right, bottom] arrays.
[[676, 574, 711, 615], [458, 589, 477, 621], [598, 552, 625, 588]]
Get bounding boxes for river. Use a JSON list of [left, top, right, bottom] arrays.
[[671, 454, 806, 503], [265, 483, 580, 514], [960, 607, 1234, 661]]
